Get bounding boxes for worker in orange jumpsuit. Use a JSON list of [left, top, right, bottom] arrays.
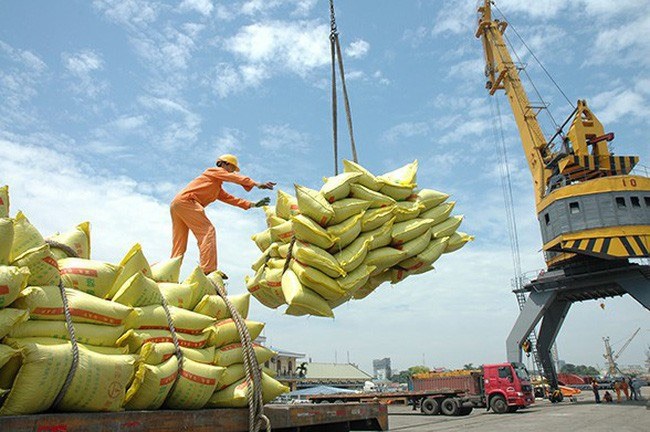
[[171, 154, 275, 276]]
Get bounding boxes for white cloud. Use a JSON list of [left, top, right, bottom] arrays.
[[225, 20, 329, 77], [61, 50, 107, 98], [260, 124, 309, 152], [93, 0, 160, 28], [590, 87, 650, 124], [138, 95, 202, 149], [382, 122, 429, 144], [179, 0, 213, 16], [588, 12, 650, 67], [213, 127, 245, 156], [218, 0, 317, 19], [345, 39, 370, 59]]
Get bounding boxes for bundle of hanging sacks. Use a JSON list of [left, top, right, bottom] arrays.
[[0, 185, 288, 416], [247, 160, 473, 317]]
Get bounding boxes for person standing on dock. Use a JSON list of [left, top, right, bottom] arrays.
[[591, 379, 600, 403], [170, 154, 275, 276]]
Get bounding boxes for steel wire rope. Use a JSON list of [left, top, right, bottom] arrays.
[[329, 0, 358, 175], [492, 2, 575, 109]]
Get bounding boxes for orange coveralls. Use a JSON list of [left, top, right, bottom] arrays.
[[171, 167, 256, 273]]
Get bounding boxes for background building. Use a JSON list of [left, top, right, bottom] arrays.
[[373, 358, 392, 381]]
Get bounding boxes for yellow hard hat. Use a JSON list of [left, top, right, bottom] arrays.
[[217, 154, 240, 171]]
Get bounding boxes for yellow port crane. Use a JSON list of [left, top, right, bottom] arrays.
[[475, 0, 650, 392], [476, 1, 649, 268]]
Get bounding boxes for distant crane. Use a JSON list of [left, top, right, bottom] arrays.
[[603, 327, 641, 377]]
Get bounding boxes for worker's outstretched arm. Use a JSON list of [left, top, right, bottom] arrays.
[[206, 169, 257, 191], [217, 189, 253, 210]]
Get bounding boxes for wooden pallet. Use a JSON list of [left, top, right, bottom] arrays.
[[0, 402, 388, 432]]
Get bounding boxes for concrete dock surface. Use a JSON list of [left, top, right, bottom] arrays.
[[385, 390, 649, 431]]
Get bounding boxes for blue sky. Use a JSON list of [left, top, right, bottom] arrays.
[[1, 0, 648, 374]]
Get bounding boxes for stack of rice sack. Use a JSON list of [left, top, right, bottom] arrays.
[[246, 161, 473, 318], [0, 185, 288, 415]]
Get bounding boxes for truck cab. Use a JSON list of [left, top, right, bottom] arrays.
[[482, 362, 534, 413]]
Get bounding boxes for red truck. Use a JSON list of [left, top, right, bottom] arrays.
[[308, 362, 534, 416]]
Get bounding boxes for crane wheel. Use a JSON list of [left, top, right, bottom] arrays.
[[421, 397, 440, 415], [440, 397, 461, 416], [490, 395, 508, 414]]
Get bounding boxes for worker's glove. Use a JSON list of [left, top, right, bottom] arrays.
[[254, 197, 271, 208], [257, 181, 276, 190]]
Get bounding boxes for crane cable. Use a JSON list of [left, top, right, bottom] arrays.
[[492, 2, 574, 110], [329, 0, 358, 175]]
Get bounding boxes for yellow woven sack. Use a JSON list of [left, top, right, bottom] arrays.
[[126, 305, 215, 335], [0, 308, 29, 338], [159, 281, 200, 309], [11, 244, 60, 286], [270, 219, 294, 244], [251, 229, 272, 252], [334, 237, 371, 273], [281, 269, 333, 318], [327, 212, 364, 250], [394, 229, 432, 258], [420, 201, 455, 225], [205, 319, 265, 347], [361, 207, 395, 232], [267, 214, 286, 228], [8, 321, 125, 346], [398, 237, 450, 271], [117, 329, 209, 352], [349, 184, 396, 209], [125, 356, 178, 410], [0, 185, 8, 218], [10, 212, 44, 262], [415, 189, 449, 211], [165, 358, 224, 409], [0, 340, 135, 414], [276, 189, 300, 220], [293, 241, 345, 278], [59, 258, 123, 298], [290, 259, 346, 301], [112, 273, 163, 307], [0, 265, 30, 308], [295, 185, 334, 226], [391, 218, 434, 246], [14, 285, 134, 326], [138, 342, 215, 365], [445, 231, 474, 253], [364, 248, 407, 275], [150, 255, 183, 283], [183, 266, 219, 307], [353, 270, 392, 299], [0, 217, 13, 265], [320, 172, 362, 203], [391, 263, 434, 284], [265, 258, 285, 269], [358, 219, 394, 250], [3, 337, 129, 355], [337, 264, 375, 293], [194, 292, 250, 320], [379, 160, 418, 186], [292, 214, 337, 250], [342, 160, 382, 191], [208, 373, 289, 407], [330, 198, 372, 225], [108, 243, 152, 298], [394, 201, 423, 223], [48, 222, 91, 260], [252, 247, 273, 272], [213, 343, 276, 367], [216, 364, 247, 390], [246, 267, 285, 309], [0, 343, 19, 369], [277, 242, 290, 258], [432, 215, 463, 239]]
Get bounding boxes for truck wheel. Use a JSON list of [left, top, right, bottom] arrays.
[[421, 397, 440, 415], [440, 397, 460, 416], [490, 395, 508, 414], [458, 406, 473, 416]]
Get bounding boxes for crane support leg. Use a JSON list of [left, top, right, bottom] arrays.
[[536, 300, 571, 389], [506, 290, 557, 363], [618, 274, 650, 310]]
